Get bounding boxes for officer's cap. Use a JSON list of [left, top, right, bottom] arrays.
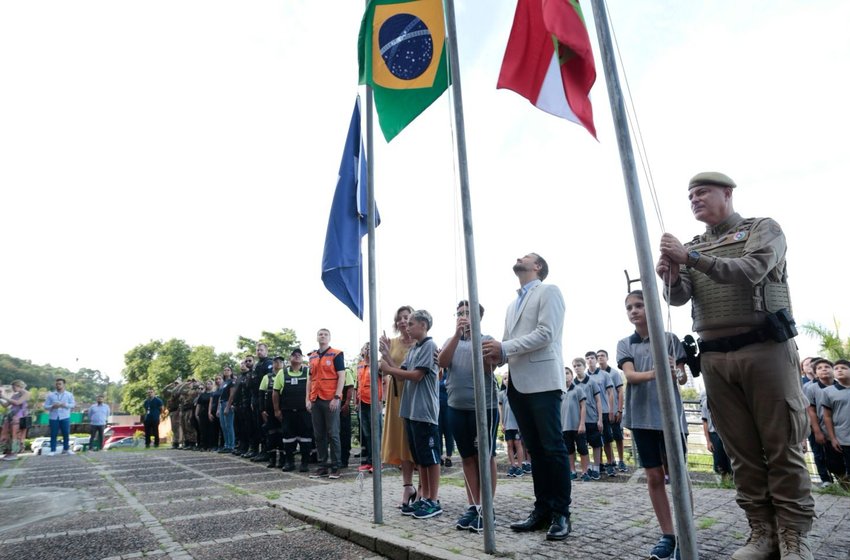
[[290, 347, 303, 357], [273, 356, 285, 362], [688, 171, 736, 190]]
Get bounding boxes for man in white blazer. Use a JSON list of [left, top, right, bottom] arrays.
[[483, 253, 570, 541]]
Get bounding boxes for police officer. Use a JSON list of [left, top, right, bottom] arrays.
[[273, 348, 313, 472], [657, 172, 814, 560], [250, 343, 275, 462]]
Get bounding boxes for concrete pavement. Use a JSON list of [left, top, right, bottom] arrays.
[[1, 449, 848, 560]]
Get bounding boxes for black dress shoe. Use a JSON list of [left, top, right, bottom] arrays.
[[510, 510, 549, 532], [546, 514, 571, 541]]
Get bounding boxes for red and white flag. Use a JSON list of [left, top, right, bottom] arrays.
[[498, 0, 597, 138]]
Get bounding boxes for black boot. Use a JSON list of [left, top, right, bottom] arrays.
[[282, 443, 297, 472], [299, 441, 312, 472], [266, 450, 279, 469]]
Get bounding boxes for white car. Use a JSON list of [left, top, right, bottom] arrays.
[[31, 437, 49, 455], [72, 436, 91, 452], [103, 436, 139, 450]]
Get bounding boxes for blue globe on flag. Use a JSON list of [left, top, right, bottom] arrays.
[[378, 14, 434, 81]]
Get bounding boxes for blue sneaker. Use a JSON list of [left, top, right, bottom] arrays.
[[650, 534, 677, 560], [580, 471, 591, 482], [456, 506, 477, 529], [522, 462, 532, 474], [401, 499, 424, 516], [468, 511, 485, 533], [606, 463, 616, 477], [506, 466, 516, 478], [412, 499, 443, 519], [590, 469, 601, 481], [570, 471, 578, 480], [618, 460, 629, 472]]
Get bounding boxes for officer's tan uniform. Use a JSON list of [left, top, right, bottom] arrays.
[[667, 209, 815, 533]]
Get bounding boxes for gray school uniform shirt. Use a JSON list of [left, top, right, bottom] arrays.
[[604, 366, 625, 412], [576, 377, 600, 423], [561, 383, 586, 431], [616, 331, 687, 434], [443, 335, 498, 410], [821, 384, 850, 445], [804, 380, 836, 434], [398, 337, 439, 425], [588, 368, 615, 414], [700, 393, 716, 433], [499, 388, 519, 431]]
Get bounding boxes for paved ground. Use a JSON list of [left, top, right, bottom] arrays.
[[1, 449, 848, 560]]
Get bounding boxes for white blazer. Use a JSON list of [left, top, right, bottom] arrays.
[[501, 282, 566, 394]]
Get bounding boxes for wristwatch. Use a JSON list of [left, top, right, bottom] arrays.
[[333, 395, 341, 400], [687, 250, 700, 268]]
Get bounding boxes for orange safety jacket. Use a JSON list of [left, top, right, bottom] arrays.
[[308, 347, 343, 401], [357, 359, 382, 404]]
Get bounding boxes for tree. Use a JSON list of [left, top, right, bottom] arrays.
[[802, 319, 850, 361], [190, 346, 235, 381], [236, 329, 301, 359]]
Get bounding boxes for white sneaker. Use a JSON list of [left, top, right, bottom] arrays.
[[818, 481, 832, 489], [63, 449, 75, 455], [45, 451, 55, 456]]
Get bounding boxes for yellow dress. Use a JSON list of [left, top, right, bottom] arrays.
[[380, 336, 415, 465]]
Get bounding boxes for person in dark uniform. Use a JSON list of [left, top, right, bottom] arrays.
[[273, 348, 313, 472], [234, 358, 254, 455], [260, 356, 285, 468], [657, 171, 814, 560], [250, 343, 275, 463]]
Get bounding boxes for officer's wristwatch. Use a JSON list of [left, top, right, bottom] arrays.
[[333, 395, 341, 400], [686, 250, 700, 268]]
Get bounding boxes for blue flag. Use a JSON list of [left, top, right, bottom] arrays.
[[321, 98, 378, 319]]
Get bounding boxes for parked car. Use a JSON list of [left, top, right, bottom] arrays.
[[72, 436, 91, 452], [104, 436, 140, 450], [31, 437, 49, 455]]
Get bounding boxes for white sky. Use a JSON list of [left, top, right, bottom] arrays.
[[2, 1, 849, 382]]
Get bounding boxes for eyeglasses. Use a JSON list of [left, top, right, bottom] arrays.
[[456, 311, 470, 317]]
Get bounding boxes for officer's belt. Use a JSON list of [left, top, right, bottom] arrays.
[[698, 328, 771, 353]]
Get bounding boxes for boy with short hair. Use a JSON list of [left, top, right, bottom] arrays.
[[499, 373, 525, 478], [822, 359, 850, 489], [586, 351, 617, 477], [598, 349, 628, 472], [804, 358, 843, 487], [380, 310, 442, 519], [561, 367, 587, 480], [573, 357, 603, 481], [700, 392, 731, 482]]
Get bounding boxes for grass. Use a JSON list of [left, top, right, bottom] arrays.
[[263, 491, 280, 500], [630, 518, 651, 528], [0, 475, 7, 487], [697, 517, 717, 530], [816, 483, 850, 497], [440, 477, 467, 488], [227, 484, 251, 496], [596, 497, 611, 505]]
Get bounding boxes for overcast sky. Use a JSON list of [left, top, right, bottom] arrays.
[[1, 1, 848, 382]]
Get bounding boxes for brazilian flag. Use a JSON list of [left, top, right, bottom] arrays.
[[358, 0, 450, 142]]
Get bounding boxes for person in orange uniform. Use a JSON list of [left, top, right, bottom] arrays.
[[356, 342, 382, 472], [306, 328, 346, 479]]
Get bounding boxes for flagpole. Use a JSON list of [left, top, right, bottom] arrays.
[[589, 1, 698, 558], [364, 85, 383, 524], [443, 0, 496, 553]]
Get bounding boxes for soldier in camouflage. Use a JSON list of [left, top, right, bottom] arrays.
[[163, 379, 182, 449], [179, 379, 203, 449]]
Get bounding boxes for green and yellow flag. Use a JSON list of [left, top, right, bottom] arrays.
[[358, 0, 450, 142]]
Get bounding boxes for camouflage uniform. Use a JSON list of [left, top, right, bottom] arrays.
[[163, 380, 182, 448], [179, 380, 203, 448]]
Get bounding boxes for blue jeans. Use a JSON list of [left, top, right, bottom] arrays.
[[508, 381, 572, 517], [438, 392, 454, 458], [219, 402, 235, 450], [49, 418, 71, 452]]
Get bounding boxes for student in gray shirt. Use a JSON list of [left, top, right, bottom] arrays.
[[616, 290, 688, 560], [561, 367, 587, 480], [572, 357, 603, 480], [381, 309, 442, 520], [822, 359, 850, 485], [438, 300, 499, 532]]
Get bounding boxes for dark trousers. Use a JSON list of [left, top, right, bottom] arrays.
[[340, 406, 352, 466], [90, 425, 105, 450], [144, 418, 160, 447], [359, 402, 382, 465], [809, 434, 834, 483], [508, 381, 571, 517], [710, 431, 732, 475], [438, 393, 455, 458]]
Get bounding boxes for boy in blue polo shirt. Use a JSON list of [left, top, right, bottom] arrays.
[[823, 359, 850, 489], [380, 309, 442, 519], [805, 358, 843, 487], [617, 290, 688, 560]]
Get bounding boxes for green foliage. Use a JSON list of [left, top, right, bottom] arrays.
[[802, 319, 850, 361], [236, 329, 301, 359], [0, 354, 122, 412], [680, 387, 700, 401]]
